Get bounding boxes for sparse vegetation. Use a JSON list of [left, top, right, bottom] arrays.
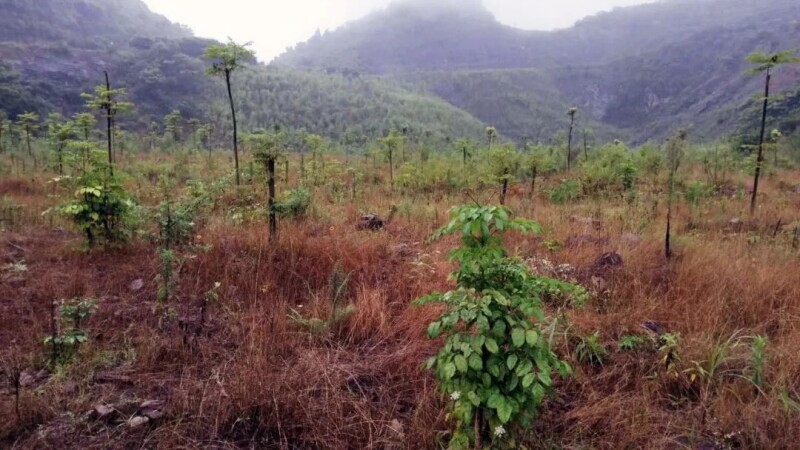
[[1, 1, 800, 449]]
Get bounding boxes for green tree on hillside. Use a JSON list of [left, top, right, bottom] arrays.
[[147, 121, 161, 151], [82, 72, 132, 175], [487, 144, 520, 205], [15, 111, 39, 156], [486, 126, 497, 152], [164, 109, 183, 145], [51, 120, 76, 175], [250, 131, 285, 241], [746, 49, 800, 215], [73, 113, 96, 142], [204, 39, 256, 186], [379, 130, 404, 184]]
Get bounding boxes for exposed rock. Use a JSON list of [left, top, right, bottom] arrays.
[[564, 234, 609, 249], [89, 404, 117, 422], [139, 399, 166, 420], [128, 416, 150, 428], [129, 279, 144, 291], [19, 369, 49, 387], [93, 372, 133, 386], [357, 214, 385, 231], [592, 252, 623, 270], [140, 399, 165, 410]]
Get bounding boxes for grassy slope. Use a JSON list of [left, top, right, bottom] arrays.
[[2, 149, 800, 448]]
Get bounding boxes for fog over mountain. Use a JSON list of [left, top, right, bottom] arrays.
[[141, 0, 658, 62]]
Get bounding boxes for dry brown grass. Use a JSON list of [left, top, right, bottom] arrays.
[[1, 157, 800, 449]]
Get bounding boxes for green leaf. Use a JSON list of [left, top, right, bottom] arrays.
[[507, 354, 518, 370], [470, 335, 485, 353], [522, 373, 535, 388], [487, 393, 503, 409], [468, 353, 483, 371], [497, 399, 513, 423], [467, 391, 481, 407], [526, 330, 539, 346], [485, 338, 499, 354], [454, 355, 468, 373], [427, 321, 441, 338], [512, 328, 525, 347], [444, 362, 456, 380]]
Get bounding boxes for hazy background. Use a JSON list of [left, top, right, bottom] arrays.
[[141, 0, 657, 62]]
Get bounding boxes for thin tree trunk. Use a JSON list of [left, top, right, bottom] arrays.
[[388, 149, 393, 184], [25, 130, 31, 156], [268, 157, 277, 241], [105, 71, 114, 176], [567, 116, 575, 170], [751, 68, 770, 215], [666, 173, 674, 259], [226, 70, 240, 186]]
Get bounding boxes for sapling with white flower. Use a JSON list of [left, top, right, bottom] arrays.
[[416, 205, 587, 448]]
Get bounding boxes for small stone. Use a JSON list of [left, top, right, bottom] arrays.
[[93, 372, 133, 385], [19, 369, 49, 387], [139, 399, 165, 410], [19, 371, 36, 388], [388, 418, 405, 438], [139, 399, 166, 421], [128, 416, 150, 428], [93, 404, 116, 421], [142, 409, 165, 420], [129, 279, 144, 291]]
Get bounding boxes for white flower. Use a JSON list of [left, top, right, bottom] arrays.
[[450, 391, 461, 401], [493, 426, 506, 437]]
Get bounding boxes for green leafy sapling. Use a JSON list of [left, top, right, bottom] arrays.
[[746, 49, 800, 214], [82, 72, 133, 174], [204, 39, 255, 186], [44, 297, 98, 364], [416, 205, 586, 448]]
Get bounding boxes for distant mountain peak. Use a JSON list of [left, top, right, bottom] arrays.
[[385, 0, 492, 19]]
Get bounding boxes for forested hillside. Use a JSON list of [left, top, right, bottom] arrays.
[[0, 0, 488, 142], [277, 0, 800, 142], [2, 0, 800, 144]]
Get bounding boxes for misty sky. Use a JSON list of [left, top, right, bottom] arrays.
[[142, 0, 656, 62]]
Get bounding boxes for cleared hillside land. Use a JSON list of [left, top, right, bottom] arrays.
[[2, 144, 800, 448]]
